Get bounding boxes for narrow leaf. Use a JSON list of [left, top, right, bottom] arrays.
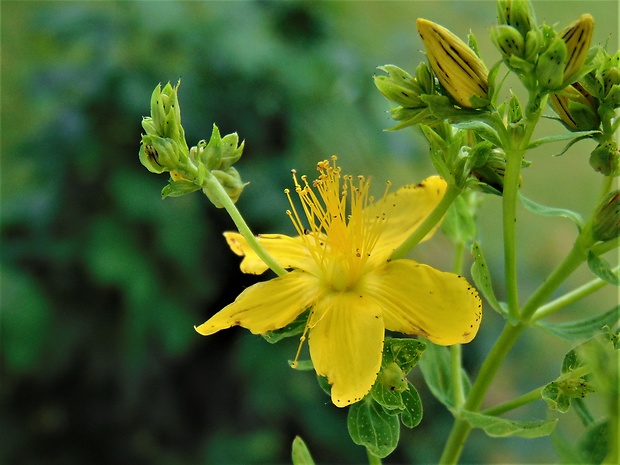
[[587, 251, 620, 285], [461, 410, 557, 438], [347, 398, 400, 459], [470, 241, 504, 315], [527, 130, 599, 149], [536, 306, 620, 342], [519, 193, 584, 230], [291, 436, 316, 465]]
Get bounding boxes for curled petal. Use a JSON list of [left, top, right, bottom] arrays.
[[195, 270, 320, 335], [308, 292, 384, 407], [224, 232, 316, 275], [361, 260, 482, 345]]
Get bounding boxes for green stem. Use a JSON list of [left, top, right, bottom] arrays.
[[202, 172, 288, 277], [502, 149, 524, 322], [481, 386, 542, 416], [366, 449, 383, 465], [531, 270, 614, 322], [390, 183, 462, 260], [450, 241, 466, 408]]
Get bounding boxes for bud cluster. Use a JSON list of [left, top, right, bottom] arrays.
[[139, 81, 247, 204]]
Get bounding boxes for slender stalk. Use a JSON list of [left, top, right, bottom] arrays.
[[391, 183, 462, 260], [451, 241, 466, 408], [202, 172, 288, 277], [481, 386, 542, 416], [366, 449, 383, 465], [531, 271, 613, 322]]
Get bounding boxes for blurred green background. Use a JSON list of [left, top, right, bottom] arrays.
[[1, 1, 617, 464]]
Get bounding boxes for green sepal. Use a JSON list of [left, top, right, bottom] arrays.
[[536, 306, 620, 342], [291, 436, 316, 465], [536, 36, 567, 91], [461, 410, 557, 438], [586, 251, 619, 286], [262, 309, 309, 344], [519, 193, 584, 231], [470, 241, 505, 315], [383, 337, 426, 374], [161, 180, 201, 198], [347, 397, 400, 459]]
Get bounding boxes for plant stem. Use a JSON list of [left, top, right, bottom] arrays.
[[390, 183, 462, 260], [366, 449, 383, 465], [203, 172, 288, 277], [481, 386, 542, 416]]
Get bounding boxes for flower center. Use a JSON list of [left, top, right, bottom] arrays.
[[285, 156, 391, 291]]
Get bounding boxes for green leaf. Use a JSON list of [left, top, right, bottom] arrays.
[[587, 250, 620, 285], [527, 130, 600, 150], [578, 419, 610, 464], [460, 410, 557, 438], [347, 397, 400, 459], [519, 193, 584, 230], [452, 120, 503, 147], [470, 241, 505, 315], [384, 338, 426, 374], [161, 179, 201, 198], [400, 382, 423, 428], [291, 436, 316, 465], [262, 309, 309, 343], [536, 306, 620, 342], [419, 342, 471, 410]]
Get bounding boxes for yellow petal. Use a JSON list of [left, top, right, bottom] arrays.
[[224, 232, 316, 275], [361, 260, 482, 345], [361, 176, 447, 263], [195, 270, 320, 335], [308, 292, 384, 407]]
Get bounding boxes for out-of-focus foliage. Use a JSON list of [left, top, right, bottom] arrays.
[[1, 1, 616, 464]]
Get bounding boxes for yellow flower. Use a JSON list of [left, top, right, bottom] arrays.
[[195, 158, 482, 407]]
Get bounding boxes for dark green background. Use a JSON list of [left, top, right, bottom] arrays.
[[2, 1, 617, 463]]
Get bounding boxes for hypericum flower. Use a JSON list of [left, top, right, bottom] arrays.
[[416, 18, 489, 109], [195, 158, 482, 407]]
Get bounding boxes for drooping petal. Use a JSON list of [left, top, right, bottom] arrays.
[[361, 176, 447, 263], [195, 270, 320, 335], [308, 292, 385, 407], [360, 260, 482, 345], [224, 232, 316, 275]]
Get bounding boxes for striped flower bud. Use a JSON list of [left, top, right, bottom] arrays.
[[589, 140, 619, 176], [497, 0, 536, 39], [550, 82, 600, 131], [416, 18, 489, 109], [592, 190, 620, 242], [560, 14, 594, 83], [491, 25, 525, 59]]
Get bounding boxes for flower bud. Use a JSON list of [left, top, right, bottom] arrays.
[[589, 140, 619, 176], [550, 82, 600, 131], [592, 190, 620, 242], [497, 0, 536, 39], [524, 29, 542, 63], [149, 80, 186, 144], [203, 167, 247, 208], [416, 18, 489, 109], [536, 36, 567, 91], [491, 25, 525, 59], [194, 124, 245, 171], [139, 135, 185, 174], [378, 362, 408, 393], [470, 149, 515, 194], [374, 65, 426, 108], [559, 14, 594, 83]]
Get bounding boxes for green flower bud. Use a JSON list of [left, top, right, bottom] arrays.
[[374, 65, 426, 108], [470, 148, 522, 195], [536, 36, 567, 91], [602, 51, 620, 95], [491, 25, 525, 59], [417, 18, 489, 109], [560, 14, 594, 84], [194, 124, 245, 171], [592, 190, 620, 242], [415, 62, 435, 94], [203, 167, 247, 208], [524, 29, 542, 62], [497, 0, 536, 39], [378, 362, 408, 393], [589, 140, 620, 176], [139, 135, 186, 174], [549, 82, 600, 131], [149, 80, 186, 144]]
